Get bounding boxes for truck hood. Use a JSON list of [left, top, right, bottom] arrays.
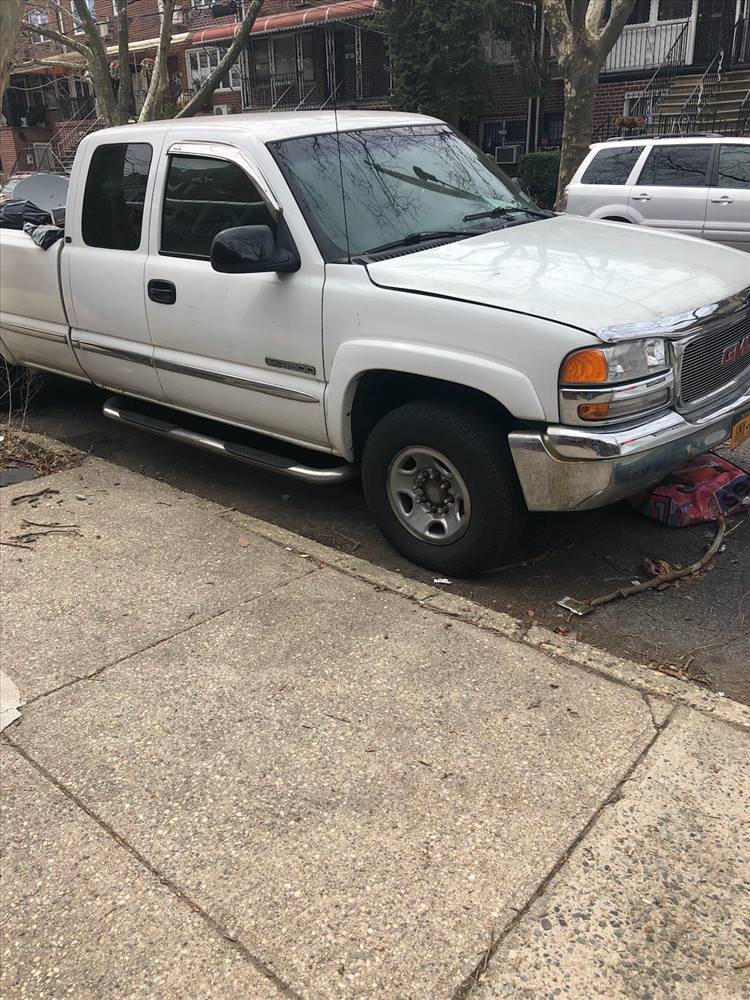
[[366, 215, 750, 338]]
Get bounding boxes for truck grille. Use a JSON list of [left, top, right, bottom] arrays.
[[678, 310, 750, 407]]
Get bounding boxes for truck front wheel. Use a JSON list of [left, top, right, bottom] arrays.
[[361, 400, 526, 577]]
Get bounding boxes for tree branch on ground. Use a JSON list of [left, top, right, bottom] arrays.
[[176, 0, 263, 118], [543, 0, 636, 208]]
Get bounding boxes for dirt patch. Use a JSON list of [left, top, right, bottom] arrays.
[[0, 429, 80, 486]]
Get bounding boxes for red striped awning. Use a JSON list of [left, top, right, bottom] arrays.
[[12, 64, 73, 77], [189, 0, 379, 45]]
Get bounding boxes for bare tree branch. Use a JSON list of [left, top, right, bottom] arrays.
[[598, 0, 637, 54], [139, 0, 175, 121], [2, 1, 29, 108], [176, 0, 263, 118], [570, 0, 588, 34], [20, 20, 91, 60], [585, 0, 608, 35]]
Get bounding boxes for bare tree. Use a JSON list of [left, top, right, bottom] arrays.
[[1, 1, 28, 111], [22, 0, 123, 123], [176, 0, 263, 118], [543, 0, 636, 207], [138, 0, 176, 122]]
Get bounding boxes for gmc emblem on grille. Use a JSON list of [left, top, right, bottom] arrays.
[[722, 335, 750, 367]]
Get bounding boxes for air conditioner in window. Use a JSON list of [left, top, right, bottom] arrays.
[[495, 144, 523, 165], [98, 22, 110, 37], [213, 104, 229, 115]]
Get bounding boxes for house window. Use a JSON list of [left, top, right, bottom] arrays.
[[541, 113, 563, 149], [252, 35, 314, 84], [70, 0, 95, 34], [627, 0, 652, 24], [657, 0, 692, 20], [186, 47, 242, 92], [192, 0, 211, 7], [27, 8, 50, 43]]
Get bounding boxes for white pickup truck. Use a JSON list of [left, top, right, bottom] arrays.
[[2, 112, 749, 576]]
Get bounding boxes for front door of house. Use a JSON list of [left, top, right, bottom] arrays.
[[694, 0, 737, 65]]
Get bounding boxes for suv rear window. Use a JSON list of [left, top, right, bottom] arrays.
[[637, 144, 711, 187], [581, 146, 642, 185], [717, 144, 750, 189]]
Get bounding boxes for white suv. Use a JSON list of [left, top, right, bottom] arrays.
[[564, 136, 750, 252]]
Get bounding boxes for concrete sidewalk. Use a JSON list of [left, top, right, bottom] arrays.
[[1, 453, 748, 1000]]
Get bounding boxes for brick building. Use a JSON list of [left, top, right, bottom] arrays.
[[2, 0, 749, 179]]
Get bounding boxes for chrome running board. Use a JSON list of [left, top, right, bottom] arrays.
[[102, 396, 358, 484]]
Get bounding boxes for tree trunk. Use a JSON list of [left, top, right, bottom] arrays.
[[556, 62, 598, 209], [115, 0, 133, 123], [139, 0, 175, 121], [0, 0, 26, 113]]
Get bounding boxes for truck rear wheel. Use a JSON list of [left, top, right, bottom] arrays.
[[362, 400, 526, 577]]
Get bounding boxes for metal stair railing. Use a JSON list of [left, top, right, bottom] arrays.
[[628, 20, 690, 124], [676, 46, 726, 132]]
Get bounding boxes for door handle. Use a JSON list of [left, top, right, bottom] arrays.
[[710, 196, 733, 204], [148, 279, 176, 305], [632, 193, 651, 201]]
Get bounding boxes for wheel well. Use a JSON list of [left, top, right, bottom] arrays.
[[350, 370, 516, 460]]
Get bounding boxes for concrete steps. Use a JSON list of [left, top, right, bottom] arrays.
[[655, 68, 750, 124]]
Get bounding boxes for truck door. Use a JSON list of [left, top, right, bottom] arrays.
[[143, 142, 327, 448], [627, 142, 711, 238], [61, 137, 166, 400]]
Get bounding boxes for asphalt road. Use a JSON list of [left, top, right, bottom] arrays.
[[19, 376, 750, 704]]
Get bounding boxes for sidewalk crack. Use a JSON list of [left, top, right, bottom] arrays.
[[23, 566, 320, 710], [3, 739, 304, 1000], [451, 704, 678, 999]]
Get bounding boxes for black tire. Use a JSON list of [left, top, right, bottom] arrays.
[[362, 400, 527, 577], [0, 360, 44, 413]]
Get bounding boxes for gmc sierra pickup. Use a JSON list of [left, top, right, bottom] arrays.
[[1, 111, 749, 576]]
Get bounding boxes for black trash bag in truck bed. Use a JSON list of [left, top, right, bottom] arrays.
[[0, 199, 53, 230], [22, 221, 65, 249]]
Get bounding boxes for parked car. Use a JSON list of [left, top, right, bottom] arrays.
[[564, 135, 750, 251], [1, 113, 749, 575]]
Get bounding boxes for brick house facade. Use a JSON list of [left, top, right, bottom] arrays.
[[2, 0, 749, 178]]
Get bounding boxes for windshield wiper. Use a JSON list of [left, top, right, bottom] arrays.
[[463, 205, 551, 223], [360, 230, 475, 256]]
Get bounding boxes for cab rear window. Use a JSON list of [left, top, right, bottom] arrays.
[[581, 145, 642, 185], [82, 142, 152, 250]]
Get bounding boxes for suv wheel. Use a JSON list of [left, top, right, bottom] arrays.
[[362, 400, 526, 577]]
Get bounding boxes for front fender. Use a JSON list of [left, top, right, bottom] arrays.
[[325, 339, 546, 459]]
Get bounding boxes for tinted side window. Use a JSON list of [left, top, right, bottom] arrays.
[[581, 146, 642, 185], [161, 155, 275, 259], [637, 145, 711, 187], [717, 145, 750, 190], [82, 143, 152, 250]]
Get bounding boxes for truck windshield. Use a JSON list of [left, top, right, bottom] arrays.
[[269, 124, 540, 261]]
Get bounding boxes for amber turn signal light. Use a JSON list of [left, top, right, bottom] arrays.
[[560, 349, 609, 385], [577, 402, 610, 420]]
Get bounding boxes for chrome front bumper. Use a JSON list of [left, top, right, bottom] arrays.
[[508, 383, 750, 512]]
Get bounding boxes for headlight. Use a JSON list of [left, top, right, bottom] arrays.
[[560, 339, 668, 386], [559, 339, 673, 424]]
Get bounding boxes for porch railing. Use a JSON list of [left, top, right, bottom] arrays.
[[677, 46, 726, 130], [248, 69, 388, 111], [627, 21, 690, 122], [603, 18, 690, 74]]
